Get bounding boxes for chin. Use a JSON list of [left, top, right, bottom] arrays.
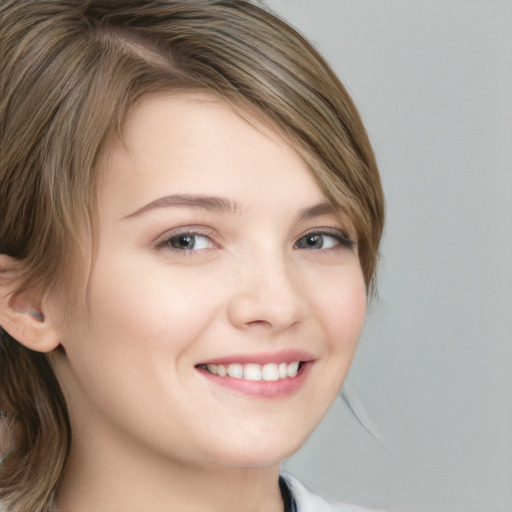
[[206, 430, 308, 469]]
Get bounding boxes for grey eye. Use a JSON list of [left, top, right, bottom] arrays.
[[168, 234, 212, 250], [294, 231, 353, 250], [295, 234, 325, 249]]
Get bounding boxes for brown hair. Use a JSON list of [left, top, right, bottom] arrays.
[[0, 0, 385, 509]]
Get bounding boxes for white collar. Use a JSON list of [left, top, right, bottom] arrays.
[[280, 472, 387, 512]]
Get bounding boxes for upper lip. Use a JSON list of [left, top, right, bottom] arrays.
[[196, 349, 315, 366]]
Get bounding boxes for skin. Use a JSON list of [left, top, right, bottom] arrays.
[[42, 93, 368, 511]]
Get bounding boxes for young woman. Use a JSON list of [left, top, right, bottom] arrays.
[[0, 1, 385, 511]]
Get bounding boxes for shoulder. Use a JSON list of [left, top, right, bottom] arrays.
[[281, 472, 388, 512]]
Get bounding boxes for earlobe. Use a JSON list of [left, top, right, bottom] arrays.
[[0, 255, 60, 353]]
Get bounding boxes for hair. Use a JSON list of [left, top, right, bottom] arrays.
[[0, 0, 385, 509]]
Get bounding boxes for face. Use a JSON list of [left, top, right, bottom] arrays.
[[53, 93, 367, 470]]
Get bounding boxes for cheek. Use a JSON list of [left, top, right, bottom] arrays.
[[82, 255, 222, 356], [309, 268, 367, 354], [56, 254, 226, 429]]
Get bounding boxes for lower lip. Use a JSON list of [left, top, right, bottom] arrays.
[[196, 362, 312, 398]]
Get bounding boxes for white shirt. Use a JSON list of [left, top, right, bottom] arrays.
[[282, 472, 387, 512]]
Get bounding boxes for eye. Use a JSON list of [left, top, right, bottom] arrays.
[[157, 231, 215, 251], [294, 231, 354, 250]]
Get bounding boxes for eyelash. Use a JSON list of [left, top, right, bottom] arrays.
[[154, 227, 217, 253], [154, 227, 355, 254], [294, 229, 355, 251]]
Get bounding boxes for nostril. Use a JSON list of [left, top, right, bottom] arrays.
[[246, 319, 273, 327]]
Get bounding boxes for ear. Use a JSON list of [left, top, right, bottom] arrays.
[[0, 254, 61, 353]]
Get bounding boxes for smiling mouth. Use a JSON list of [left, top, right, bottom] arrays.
[[195, 361, 306, 381]]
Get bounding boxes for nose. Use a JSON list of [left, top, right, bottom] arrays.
[[226, 251, 308, 332]]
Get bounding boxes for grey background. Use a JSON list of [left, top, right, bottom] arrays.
[[265, 1, 512, 512]]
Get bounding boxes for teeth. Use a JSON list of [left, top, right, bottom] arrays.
[[227, 364, 243, 379], [262, 363, 279, 381], [203, 362, 302, 381], [206, 364, 218, 375], [286, 361, 299, 378], [244, 364, 262, 380]]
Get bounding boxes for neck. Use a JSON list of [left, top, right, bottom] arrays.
[[56, 428, 284, 512]]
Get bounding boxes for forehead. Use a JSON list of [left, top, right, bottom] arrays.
[[113, 91, 301, 169], [98, 92, 327, 222]]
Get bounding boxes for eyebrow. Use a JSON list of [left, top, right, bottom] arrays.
[[123, 194, 242, 220], [297, 202, 336, 221], [122, 193, 336, 222]]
